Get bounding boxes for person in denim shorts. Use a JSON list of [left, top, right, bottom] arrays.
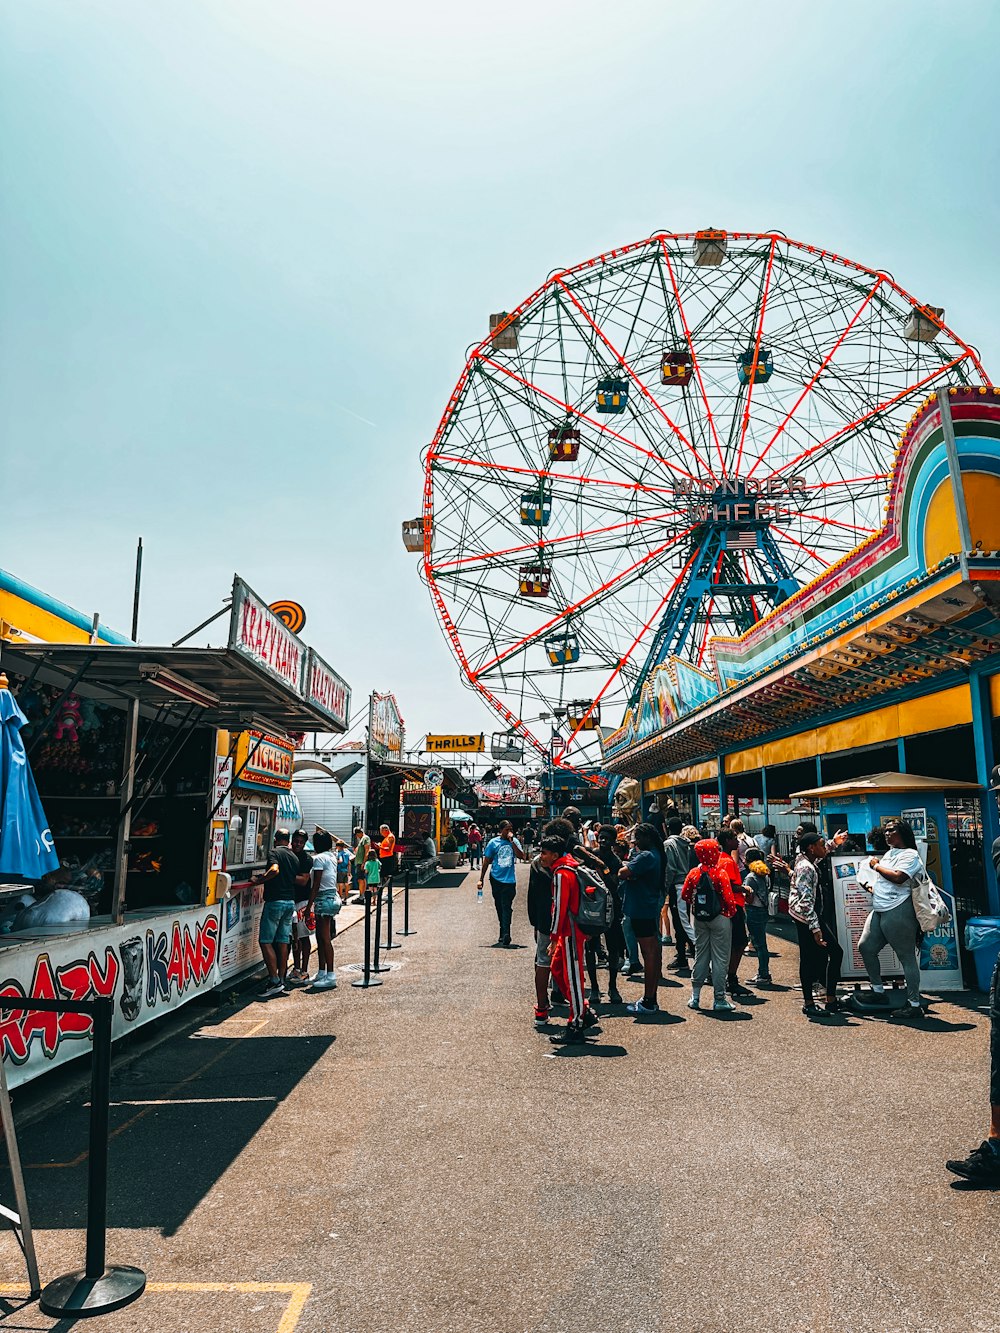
[[254, 829, 306, 997]]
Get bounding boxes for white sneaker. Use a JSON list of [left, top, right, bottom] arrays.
[[713, 997, 736, 1012], [687, 994, 701, 1011], [312, 974, 336, 990]]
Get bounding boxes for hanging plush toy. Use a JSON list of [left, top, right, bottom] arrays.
[[79, 698, 100, 733], [53, 694, 83, 744]]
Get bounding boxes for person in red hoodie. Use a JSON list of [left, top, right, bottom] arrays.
[[718, 828, 752, 999], [681, 839, 740, 1013], [540, 832, 598, 1046]]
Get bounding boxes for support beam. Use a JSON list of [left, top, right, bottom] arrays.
[[969, 671, 1000, 914]]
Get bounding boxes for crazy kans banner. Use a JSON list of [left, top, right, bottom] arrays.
[[0, 904, 221, 1088]]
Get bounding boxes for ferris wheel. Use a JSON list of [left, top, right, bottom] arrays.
[[411, 229, 990, 769]]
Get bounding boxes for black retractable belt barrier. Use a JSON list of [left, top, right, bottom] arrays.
[[0, 995, 148, 1317], [352, 890, 383, 989], [398, 869, 417, 937]]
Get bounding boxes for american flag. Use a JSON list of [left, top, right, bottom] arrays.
[[726, 528, 759, 550]]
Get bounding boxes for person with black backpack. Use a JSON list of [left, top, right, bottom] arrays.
[[681, 839, 740, 1012]]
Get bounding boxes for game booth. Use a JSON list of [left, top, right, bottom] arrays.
[[0, 576, 350, 1087]]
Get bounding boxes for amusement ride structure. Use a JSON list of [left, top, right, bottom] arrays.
[[408, 229, 989, 774]]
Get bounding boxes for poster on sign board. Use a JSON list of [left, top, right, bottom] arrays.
[[368, 692, 404, 761], [213, 754, 234, 820], [0, 905, 221, 1089], [218, 881, 267, 981]]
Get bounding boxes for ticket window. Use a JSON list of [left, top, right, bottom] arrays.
[[228, 799, 275, 876]]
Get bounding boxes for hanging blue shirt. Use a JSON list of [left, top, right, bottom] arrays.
[[483, 836, 519, 885]]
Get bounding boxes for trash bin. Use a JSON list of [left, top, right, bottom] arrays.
[[965, 917, 1000, 991]]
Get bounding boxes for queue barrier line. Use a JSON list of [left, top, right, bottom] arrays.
[[0, 1281, 313, 1332]]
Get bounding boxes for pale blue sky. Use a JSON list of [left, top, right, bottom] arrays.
[[3, 0, 999, 749]]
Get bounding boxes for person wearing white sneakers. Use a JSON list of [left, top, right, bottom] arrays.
[[681, 839, 740, 1013], [304, 829, 342, 990]]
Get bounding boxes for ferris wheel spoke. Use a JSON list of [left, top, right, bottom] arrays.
[[475, 353, 700, 484], [733, 238, 778, 477], [429, 509, 685, 572], [472, 525, 698, 680], [760, 352, 970, 482], [769, 524, 830, 566], [659, 239, 726, 474], [431, 453, 678, 500], [552, 275, 718, 480], [558, 543, 702, 759], [772, 506, 875, 535], [746, 277, 886, 480]]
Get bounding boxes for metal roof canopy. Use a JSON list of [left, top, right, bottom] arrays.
[[791, 771, 982, 799], [0, 643, 341, 736]]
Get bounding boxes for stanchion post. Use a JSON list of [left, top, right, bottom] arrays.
[[398, 869, 416, 936], [39, 995, 146, 1317], [352, 889, 382, 988], [371, 886, 391, 973], [382, 875, 401, 950]]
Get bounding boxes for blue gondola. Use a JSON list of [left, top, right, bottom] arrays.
[[519, 491, 551, 526], [545, 634, 580, 666], [737, 347, 773, 385], [596, 378, 628, 414]]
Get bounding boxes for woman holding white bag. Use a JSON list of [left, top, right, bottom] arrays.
[[857, 818, 926, 1022]]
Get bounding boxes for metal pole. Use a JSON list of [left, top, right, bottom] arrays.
[[398, 869, 416, 936], [38, 996, 146, 1316], [0, 1058, 40, 1296], [85, 997, 112, 1279], [130, 538, 143, 642], [351, 890, 382, 989], [112, 697, 140, 925]]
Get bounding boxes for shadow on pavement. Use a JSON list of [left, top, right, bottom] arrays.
[[548, 1044, 628, 1059], [4, 1019, 334, 1237]]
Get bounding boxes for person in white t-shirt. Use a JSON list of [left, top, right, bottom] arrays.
[[857, 818, 925, 1019], [304, 829, 342, 990]]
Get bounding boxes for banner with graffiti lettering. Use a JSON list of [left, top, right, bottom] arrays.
[[0, 904, 222, 1089]]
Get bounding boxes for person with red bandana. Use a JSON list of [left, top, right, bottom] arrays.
[[682, 839, 740, 1013], [541, 831, 598, 1046]]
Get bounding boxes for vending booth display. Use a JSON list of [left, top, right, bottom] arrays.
[[0, 575, 351, 1087]]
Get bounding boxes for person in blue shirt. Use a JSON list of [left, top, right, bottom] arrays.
[[478, 820, 526, 948], [618, 822, 666, 1016]]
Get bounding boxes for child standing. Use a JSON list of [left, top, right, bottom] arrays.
[[335, 839, 351, 902]]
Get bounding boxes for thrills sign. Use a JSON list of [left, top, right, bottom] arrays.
[[0, 906, 221, 1088]]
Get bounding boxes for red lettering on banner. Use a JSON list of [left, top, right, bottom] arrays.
[[200, 914, 219, 973], [19, 956, 60, 1058], [0, 984, 30, 1062], [166, 923, 185, 994], [239, 594, 301, 688]]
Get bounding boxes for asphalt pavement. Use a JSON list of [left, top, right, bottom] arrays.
[[1, 865, 998, 1333]]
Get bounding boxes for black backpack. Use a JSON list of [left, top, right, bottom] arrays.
[[572, 864, 616, 938], [692, 869, 723, 922]]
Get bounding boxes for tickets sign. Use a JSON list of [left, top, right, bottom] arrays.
[[235, 729, 295, 792], [426, 734, 484, 753]]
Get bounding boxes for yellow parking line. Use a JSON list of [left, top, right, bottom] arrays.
[[0, 1281, 312, 1332]]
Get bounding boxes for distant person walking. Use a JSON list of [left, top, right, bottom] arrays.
[[468, 824, 483, 869], [479, 820, 525, 947]]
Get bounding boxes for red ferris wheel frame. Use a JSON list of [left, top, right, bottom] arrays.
[[419, 229, 990, 778]]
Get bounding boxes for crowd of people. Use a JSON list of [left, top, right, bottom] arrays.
[[479, 803, 951, 1048], [252, 821, 398, 996]]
